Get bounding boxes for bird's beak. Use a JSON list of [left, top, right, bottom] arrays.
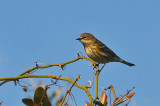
[[76, 38, 82, 40]]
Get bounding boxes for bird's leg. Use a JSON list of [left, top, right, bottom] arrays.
[[99, 64, 106, 72], [92, 63, 99, 69], [95, 63, 99, 67]]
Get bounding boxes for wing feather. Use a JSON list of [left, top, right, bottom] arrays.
[[95, 40, 120, 60]]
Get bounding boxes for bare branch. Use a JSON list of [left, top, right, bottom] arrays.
[[114, 87, 135, 105], [60, 75, 81, 106]]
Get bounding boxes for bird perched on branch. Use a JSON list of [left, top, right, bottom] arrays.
[[76, 33, 135, 66]]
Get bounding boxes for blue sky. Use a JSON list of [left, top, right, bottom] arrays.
[[0, 0, 159, 106]]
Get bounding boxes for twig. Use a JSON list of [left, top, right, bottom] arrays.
[[104, 85, 117, 102], [94, 66, 100, 101], [17, 80, 32, 87], [60, 75, 81, 106], [94, 63, 107, 103], [61, 90, 68, 106], [48, 74, 62, 87], [114, 87, 135, 105], [104, 86, 135, 106], [70, 92, 77, 106], [64, 93, 70, 106], [68, 93, 73, 106]]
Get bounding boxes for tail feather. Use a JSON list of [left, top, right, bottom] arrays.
[[121, 60, 135, 66]]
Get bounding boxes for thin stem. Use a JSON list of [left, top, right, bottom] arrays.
[[105, 85, 118, 106], [94, 66, 100, 101], [60, 90, 69, 106], [94, 64, 106, 104], [105, 85, 117, 102], [60, 75, 80, 106], [114, 87, 135, 105]]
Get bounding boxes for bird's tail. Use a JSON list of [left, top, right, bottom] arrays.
[[121, 59, 135, 66]]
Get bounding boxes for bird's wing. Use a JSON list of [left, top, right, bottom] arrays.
[[95, 40, 120, 59]]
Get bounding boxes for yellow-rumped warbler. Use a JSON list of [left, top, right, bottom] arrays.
[[76, 33, 135, 66]]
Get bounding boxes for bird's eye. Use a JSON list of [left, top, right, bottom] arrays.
[[83, 36, 87, 39]]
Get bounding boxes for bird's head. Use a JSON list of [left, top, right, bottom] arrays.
[[76, 33, 96, 46]]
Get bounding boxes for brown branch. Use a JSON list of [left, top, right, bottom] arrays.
[[114, 87, 135, 105], [104, 86, 135, 106], [104, 85, 117, 106], [60, 75, 81, 106]]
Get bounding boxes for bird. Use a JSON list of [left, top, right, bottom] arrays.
[[76, 33, 135, 66]]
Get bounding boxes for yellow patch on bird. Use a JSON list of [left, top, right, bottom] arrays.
[[95, 44, 102, 54]]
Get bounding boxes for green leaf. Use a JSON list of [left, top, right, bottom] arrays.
[[22, 98, 34, 106], [34, 87, 51, 106], [34, 87, 44, 105]]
